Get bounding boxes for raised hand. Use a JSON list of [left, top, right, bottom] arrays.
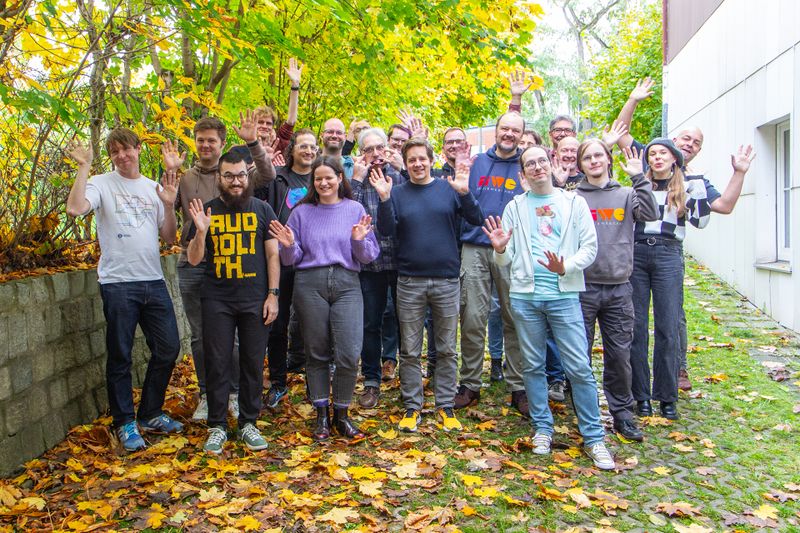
[[601, 120, 628, 147], [508, 69, 534, 96], [448, 161, 470, 195], [537, 250, 565, 275], [272, 151, 286, 167], [481, 216, 512, 253], [68, 140, 93, 167], [348, 119, 370, 142], [161, 139, 186, 172], [630, 77, 655, 102], [286, 57, 303, 87], [385, 147, 404, 171], [399, 109, 426, 139], [731, 144, 756, 173], [552, 158, 569, 187], [233, 109, 258, 144], [351, 156, 368, 182], [368, 166, 392, 200], [188, 198, 211, 233], [157, 169, 179, 206], [268, 219, 295, 247], [351, 214, 373, 241], [620, 145, 644, 176], [454, 141, 473, 170], [518, 171, 531, 192]]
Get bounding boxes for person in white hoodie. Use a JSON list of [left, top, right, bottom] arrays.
[[482, 145, 615, 471]]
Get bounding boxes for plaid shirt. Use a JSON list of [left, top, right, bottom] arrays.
[[351, 164, 405, 272]]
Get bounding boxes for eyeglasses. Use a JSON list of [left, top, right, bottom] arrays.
[[523, 158, 551, 169], [550, 127, 574, 135], [221, 172, 248, 182], [362, 144, 386, 154], [443, 139, 465, 146], [296, 144, 318, 151]]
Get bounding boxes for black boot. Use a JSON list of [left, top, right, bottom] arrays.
[[333, 407, 365, 439], [313, 406, 330, 441], [490, 359, 504, 382]]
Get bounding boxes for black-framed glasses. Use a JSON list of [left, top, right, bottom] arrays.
[[221, 172, 248, 182]]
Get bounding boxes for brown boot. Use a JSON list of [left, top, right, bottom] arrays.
[[357, 386, 380, 409], [381, 360, 397, 381], [313, 406, 330, 441], [333, 408, 365, 439], [511, 390, 529, 418], [678, 369, 692, 391], [454, 385, 480, 409]]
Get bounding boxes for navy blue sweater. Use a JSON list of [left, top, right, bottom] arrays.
[[376, 178, 483, 278]]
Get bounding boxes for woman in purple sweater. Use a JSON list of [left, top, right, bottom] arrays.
[[269, 156, 380, 441]]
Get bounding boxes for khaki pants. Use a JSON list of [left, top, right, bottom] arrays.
[[459, 244, 524, 393]]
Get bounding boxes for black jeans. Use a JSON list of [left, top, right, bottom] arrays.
[[267, 266, 301, 388], [100, 280, 180, 427], [580, 282, 636, 420], [630, 240, 684, 403], [202, 298, 269, 429], [359, 270, 399, 388]]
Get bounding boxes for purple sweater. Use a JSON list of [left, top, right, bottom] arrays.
[[279, 198, 380, 271]]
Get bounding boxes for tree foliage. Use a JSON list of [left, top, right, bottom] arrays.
[[0, 0, 543, 272], [581, 0, 662, 140]]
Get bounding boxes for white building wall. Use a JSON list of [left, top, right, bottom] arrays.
[[664, 0, 800, 330]]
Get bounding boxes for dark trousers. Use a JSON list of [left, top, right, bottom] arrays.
[[359, 270, 399, 388], [267, 266, 301, 388], [295, 266, 364, 407], [100, 280, 180, 427], [545, 331, 565, 384], [580, 282, 636, 420], [382, 290, 400, 361], [630, 241, 684, 403], [202, 298, 269, 429]]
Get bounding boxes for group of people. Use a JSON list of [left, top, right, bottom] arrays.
[[66, 65, 755, 471]]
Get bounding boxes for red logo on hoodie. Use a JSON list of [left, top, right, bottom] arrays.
[[477, 176, 518, 190]]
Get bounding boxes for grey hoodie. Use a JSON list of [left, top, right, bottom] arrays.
[[576, 174, 659, 284]]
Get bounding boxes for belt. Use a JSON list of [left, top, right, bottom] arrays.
[[636, 236, 681, 246]]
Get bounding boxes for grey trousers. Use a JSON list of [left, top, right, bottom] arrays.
[[580, 283, 636, 421], [397, 276, 459, 410], [178, 263, 239, 394], [459, 244, 524, 393], [293, 266, 363, 408]]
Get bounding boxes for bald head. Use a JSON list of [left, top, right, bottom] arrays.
[[322, 118, 346, 155], [673, 126, 704, 165], [556, 136, 580, 176], [494, 112, 525, 158]]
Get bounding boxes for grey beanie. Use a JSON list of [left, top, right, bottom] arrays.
[[644, 137, 685, 169]]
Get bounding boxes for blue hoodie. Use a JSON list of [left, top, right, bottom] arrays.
[[460, 145, 525, 246]]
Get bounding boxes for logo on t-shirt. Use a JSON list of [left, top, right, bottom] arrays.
[[536, 205, 555, 236], [286, 187, 307, 209], [114, 193, 154, 229], [209, 212, 258, 279]]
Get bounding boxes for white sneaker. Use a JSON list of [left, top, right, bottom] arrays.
[[192, 394, 208, 421], [532, 432, 552, 455], [228, 393, 240, 419], [585, 442, 615, 470]]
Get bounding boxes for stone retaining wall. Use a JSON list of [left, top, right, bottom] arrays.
[[0, 255, 190, 475]]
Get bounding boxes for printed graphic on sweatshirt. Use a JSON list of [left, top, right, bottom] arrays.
[[208, 212, 258, 279], [286, 186, 308, 210], [114, 193, 155, 229], [590, 207, 626, 224], [477, 175, 519, 190]]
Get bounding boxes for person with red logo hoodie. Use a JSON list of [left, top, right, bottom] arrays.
[[456, 112, 529, 414], [575, 137, 658, 442]]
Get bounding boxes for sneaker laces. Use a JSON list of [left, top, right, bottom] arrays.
[[207, 428, 226, 446], [241, 424, 261, 441], [119, 421, 139, 439], [533, 433, 551, 448], [404, 409, 417, 419], [588, 442, 612, 462]]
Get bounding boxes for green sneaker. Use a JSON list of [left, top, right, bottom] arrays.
[[239, 423, 268, 451], [203, 427, 227, 454]]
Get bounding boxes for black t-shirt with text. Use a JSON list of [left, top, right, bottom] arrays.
[[189, 197, 277, 301]]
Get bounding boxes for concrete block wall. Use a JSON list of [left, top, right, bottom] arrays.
[[0, 255, 190, 475]]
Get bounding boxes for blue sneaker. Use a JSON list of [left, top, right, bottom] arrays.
[[265, 386, 287, 409], [116, 421, 146, 451], [139, 414, 184, 434]]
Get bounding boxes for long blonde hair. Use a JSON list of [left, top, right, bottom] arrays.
[[646, 165, 686, 216]]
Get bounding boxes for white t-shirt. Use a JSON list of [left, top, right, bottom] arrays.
[[84, 171, 166, 284]]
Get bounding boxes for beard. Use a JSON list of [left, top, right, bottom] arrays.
[[219, 183, 253, 210]]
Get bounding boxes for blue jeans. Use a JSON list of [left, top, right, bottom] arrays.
[[100, 280, 181, 427], [510, 297, 605, 446], [359, 270, 398, 388], [630, 240, 684, 403], [487, 285, 503, 360]]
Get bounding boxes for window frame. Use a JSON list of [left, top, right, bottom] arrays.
[[776, 121, 791, 262]]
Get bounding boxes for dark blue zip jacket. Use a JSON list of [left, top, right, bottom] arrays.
[[460, 145, 524, 246]]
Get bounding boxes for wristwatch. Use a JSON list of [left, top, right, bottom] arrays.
[[267, 288, 280, 296]]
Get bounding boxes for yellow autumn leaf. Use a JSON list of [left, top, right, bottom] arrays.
[[378, 428, 398, 439], [347, 466, 387, 480], [503, 495, 528, 506], [358, 480, 383, 497], [18, 497, 46, 510], [392, 462, 418, 479], [145, 504, 166, 529], [472, 486, 499, 498], [752, 503, 778, 520], [459, 474, 483, 487], [234, 515, 261, 531], [318, 507, 358, 525], [67, 520, 89, 531], [652, 466, 671, 476], [475, 420, 496, 431], [198, 486, 226, 502], [461, 505, 478, 516]]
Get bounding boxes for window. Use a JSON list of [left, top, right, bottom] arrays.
[[776, 121, 791, 261]]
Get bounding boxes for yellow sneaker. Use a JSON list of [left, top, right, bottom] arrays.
[[438, 408, 462, 432], [398, 409, 420, 432]]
